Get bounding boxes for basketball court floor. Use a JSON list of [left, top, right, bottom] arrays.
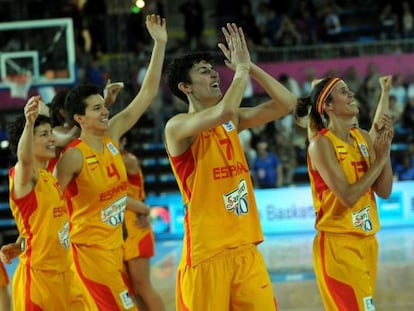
[[3, 227, 413, 310], [148, 227, 414, 311]]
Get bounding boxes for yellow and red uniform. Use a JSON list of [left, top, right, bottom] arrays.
[[0, 262, 9, 288], [65, 137, 136, 310], [123, 156, 155, 261], [168, 121, 276, 311], [309, 128, 379, 311], [9, 167, 71, 310]]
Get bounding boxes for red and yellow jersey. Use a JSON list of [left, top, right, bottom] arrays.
[[0, 261, 9, 287], [123, 157, 149, 240], [122, 157, 155, 260], [64, 137, 127, 249], [9, 167, 70, 272], [168, 121, 263, 267], [308, 128, 379, 236]]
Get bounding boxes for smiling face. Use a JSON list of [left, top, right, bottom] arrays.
[[325, 80, 358, 118], [33, 123, 56, 161], [184, 60, 222, 106], [74, 94, 109, 132]]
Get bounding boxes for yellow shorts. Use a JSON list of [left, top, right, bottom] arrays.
[[176, 244, 277, 311], [72, 243, 137, 310], [12, 263, 72, 310], [69, 261, 98, 311], [313, 231, 378, 311], [123, 223, 155, 261], [0, 262, 9, 287]]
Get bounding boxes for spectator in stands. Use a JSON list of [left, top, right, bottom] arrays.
[[387, 95, 403, 130], [237, 2, 262, 46], [321, 3, 342, 42], [239, 128, 256, 167], [379, 3, 400, 40], [179, 0, 205, 50], [264, 7, 283, 46], [401, 97, 414, 142], [294, 77, 393, 310], [302, 68, 317, 96], [294, 0, 319, 45], [252, 140, 283, 188], [254, 1, 272, 46], [82, 0, 108, 57], [389, 73, 407, 116], [343, 65, 363, 96], [394, 149, 414, 180], [275, 14, 302, 46], [401, 1, 414, 39], [274, 131, 297, 186]]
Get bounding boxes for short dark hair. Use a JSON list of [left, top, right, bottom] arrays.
[[8, 114, 51, 155], [64, 84, 100, 127], [165, 52, 213, 105]]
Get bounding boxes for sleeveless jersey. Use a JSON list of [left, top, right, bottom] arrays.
[[0, 261, 9, 287], [9, 167, 70, 272], [308, 128, 379, 235], [65, 137, 127, 249], [168, 121, 263, 267]]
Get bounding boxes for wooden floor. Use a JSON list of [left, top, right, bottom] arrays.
[[149, 227, 414, 311], [4, 227, 414, 310]]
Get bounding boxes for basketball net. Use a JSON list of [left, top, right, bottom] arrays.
[[4, 73, 32, 99]]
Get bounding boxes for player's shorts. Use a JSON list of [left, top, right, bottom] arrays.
[[123, 217, 155, 261], [176, 244, 278, 311], [69, 261, 99, 311], [12, 263, 72, 310], [313, 231, 378, 311], [72, 243, 137, 310]]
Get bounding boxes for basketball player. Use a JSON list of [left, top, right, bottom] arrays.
[[54, 14, 167, 310], [120, 134, 165, 311], [294, 77, 393, 310], [7, 97, 72, 310], [164, 23, 296, 310]]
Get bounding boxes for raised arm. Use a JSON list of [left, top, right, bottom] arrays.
[[165, 23, 251, 156], [217, 28, 296, 131], [237, 62, 297, 131], [370, 75, 392, 140], [13, 97, 40, 198], [108, 14, 167, 141]]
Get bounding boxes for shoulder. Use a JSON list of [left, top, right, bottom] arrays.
[[354, 127, 371, 142], [59, 147, 83, 165], [165, 113, 188, 131], [308, 134, 332, 156], [122, 152, 138, 168]]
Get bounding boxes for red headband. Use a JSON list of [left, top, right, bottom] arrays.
[[316, 78, 341, 115]]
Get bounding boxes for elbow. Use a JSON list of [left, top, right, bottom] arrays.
[[219, 106, 237, 122], [376, 188, 392, 199], [338, 192, 359, 208], [341, 198, 357, 209]]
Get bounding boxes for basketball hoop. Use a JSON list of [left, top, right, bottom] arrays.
[[4, 73, 32, 99]]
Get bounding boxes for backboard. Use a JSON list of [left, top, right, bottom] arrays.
[[0, 18, 76, 89]]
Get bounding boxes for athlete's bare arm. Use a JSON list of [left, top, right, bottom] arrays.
[[108, 15, 167, 142], [165, 23, 251, 157]]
